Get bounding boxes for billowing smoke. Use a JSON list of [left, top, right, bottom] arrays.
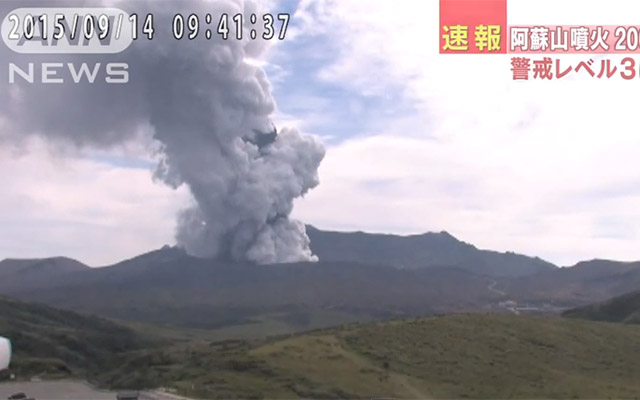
[[0, 0, 325, 263]]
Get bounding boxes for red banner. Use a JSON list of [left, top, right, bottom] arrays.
[[440, 0, 507, 54]]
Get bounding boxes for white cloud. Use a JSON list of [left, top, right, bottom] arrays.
[[0, 138, 190, 266], [3, 0, 640, 266], [289, 0, 640, 265]]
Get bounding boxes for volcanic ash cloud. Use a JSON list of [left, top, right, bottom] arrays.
[[0, 0, 325, 264]]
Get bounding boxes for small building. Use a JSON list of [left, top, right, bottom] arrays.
[[116, 391, 139, 400]]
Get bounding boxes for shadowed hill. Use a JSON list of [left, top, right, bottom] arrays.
[[0, 257, 89, 291], [563, 289, 640, 324], [506, 259, 640, 305], [0, 295, 149, 380], [306, 225, 557, 277]]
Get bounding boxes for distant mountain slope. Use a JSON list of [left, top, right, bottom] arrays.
[[563, 290, 640, 324], [0, 257, 89, 292], [506, 259, 640, 305], [1, 246, 639, 330], [0, 295, 148, 380], [3, 232, 640, 331], [307, 226, 557, 277], [0, 249, 495, 329]]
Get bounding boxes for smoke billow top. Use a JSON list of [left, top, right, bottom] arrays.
[[0, 0, 325, 264]]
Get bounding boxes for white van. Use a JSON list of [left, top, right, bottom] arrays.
[[0, 337, 10, 371]]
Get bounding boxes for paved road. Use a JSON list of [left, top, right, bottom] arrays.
[[0, 380, 116, 399], [0, 381, 195, 400], [487, 279, 522, 314], [487, 279, 506, 296], [141, 390, 196, 400]]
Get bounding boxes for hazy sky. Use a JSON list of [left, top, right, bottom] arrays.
[[2, 0, 640, 266]]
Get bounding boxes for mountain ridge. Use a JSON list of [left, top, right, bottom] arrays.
[[306, 225, 557, 277], [2, 227, 639, 330]]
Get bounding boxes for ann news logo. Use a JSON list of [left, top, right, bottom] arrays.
[[2, 7, 135, 54], [2, 7, 133, 84]]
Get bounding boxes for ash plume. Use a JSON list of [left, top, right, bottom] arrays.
[[0, 0, 325, 263]]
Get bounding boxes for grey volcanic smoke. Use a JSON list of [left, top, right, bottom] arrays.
[[0, 0, 325, 263]]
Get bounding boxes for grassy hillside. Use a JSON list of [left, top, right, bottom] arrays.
[[101, 313, 640, 399], [3, 296, 640, 399], [564, 290, 640, 324], [0, 296, 150, 381]]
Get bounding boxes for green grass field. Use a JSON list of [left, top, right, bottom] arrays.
[[4, 293, 640, 399], [95, 313, 640, 399]]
